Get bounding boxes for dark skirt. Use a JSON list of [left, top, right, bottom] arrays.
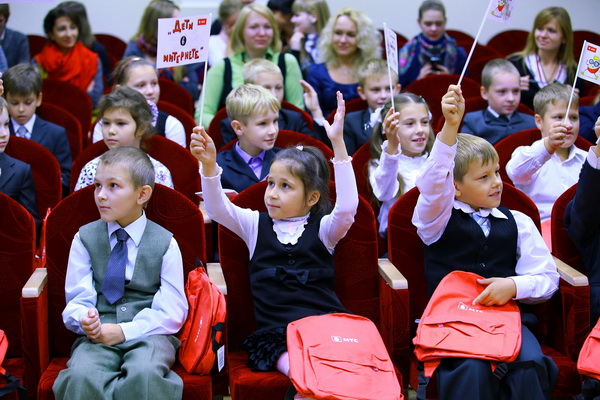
[[243, 326, 287, 371]]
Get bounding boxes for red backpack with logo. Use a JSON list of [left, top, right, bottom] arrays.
[[177, 261, 226, 374], [413, 271, 522, 378], [578, 317, 600, 380], [286, 313, 404, 400]]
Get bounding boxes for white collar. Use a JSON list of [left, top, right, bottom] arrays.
[[453, 200, 507, 219], [107, 211, 147, 246]]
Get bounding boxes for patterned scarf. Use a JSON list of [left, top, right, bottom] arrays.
[[399, 33, 459, 74]]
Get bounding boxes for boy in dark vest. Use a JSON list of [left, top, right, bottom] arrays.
[[53, 147, 188, 399], [411, 85, 560, 399]]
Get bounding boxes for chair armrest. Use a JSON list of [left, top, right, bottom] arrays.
[[207, 262, 227, 295], [22, 268, 48, 298], [199, 201, 212, 224], [378, 258, 408, 290], [554, 256, 589, 287], [21, 268, 50, 394]]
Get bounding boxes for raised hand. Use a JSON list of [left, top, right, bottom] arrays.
[[190, 126, 218, 176], [543, 121, 568, 154], [300, 79, 324, 121], [382, 107, 401, 155], [441, 84, 465, 127]]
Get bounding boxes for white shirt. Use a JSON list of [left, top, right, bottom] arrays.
[[208, 34, 228, 67], [412, 138, 559, 303], [505, 138, 586, 222], [201, 159, 358, 257], [92, 115, 186, 148], [62, 213, 188, 341], [369, 140, 428, 235]]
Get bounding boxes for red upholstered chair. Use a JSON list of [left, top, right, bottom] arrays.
[[351, 141, 387, 257], [159, 77, 194, 116], [5, 136, 62, 223], [218, 180, 408, 399], [551, 184, 585, 274], [94, 33, 127, 60], [157, 100, 197, 148], [37, 102, 83, 160], [28, 34, 48, 59], [470, 44, 503, 64], [0, 194, 36, 399], [446, 29, 475, 49], [579, 95, 597, 107], [404, 74, 480, 132], [281, 100, 314, 131], [487, 30, 529, 57], [573, 30, 600, 61], [494, 128, 593, 185], [207, 107, 230, 150], [465, 54, 497, 85], [21, 184, 210, 400], [69, 135, 201, 204], [326, 98, 368, 125], [387, 185, 588, 397], [41, 79, 93, 146]]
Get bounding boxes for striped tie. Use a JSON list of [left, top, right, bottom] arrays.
[[472, 213, 490, 237], [17, 125, 30, 139]]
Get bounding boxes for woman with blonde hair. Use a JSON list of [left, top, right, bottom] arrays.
[[198, 3, 304, 128], [306, 8, 380, 117], [124, 0, 201, 101], [508, 6, 583, 110]]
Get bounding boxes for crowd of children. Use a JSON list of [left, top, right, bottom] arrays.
[[1, 0, 599, 399]]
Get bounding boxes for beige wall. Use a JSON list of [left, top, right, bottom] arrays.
[[8, 0, 599, 46]]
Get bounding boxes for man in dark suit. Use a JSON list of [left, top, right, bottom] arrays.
[[0, 5, 30, 67], [4, 64, 72, 196]]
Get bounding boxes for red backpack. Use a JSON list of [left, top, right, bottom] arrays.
[[286, 313, 404, 400], [413, 271, 522, 378], [578, 317, 600, 380], [177, 261, 226, 374], [0, 330, 26, 399]]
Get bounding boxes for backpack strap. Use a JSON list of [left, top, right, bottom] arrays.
[[284, 385, 297, 400], [0, 371, 27, 400], [278, 53, 287, 100], [219, 57, 234, 110]]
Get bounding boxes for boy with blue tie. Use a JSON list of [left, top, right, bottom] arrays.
[[412, 84, 559, 399], [4, 63, 72, 197], [53, 147, 188, 399]]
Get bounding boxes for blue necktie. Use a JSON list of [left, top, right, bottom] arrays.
[[17, 125, 30, 139], [472, 213, 490, 237], [102, 228, 129, 304]]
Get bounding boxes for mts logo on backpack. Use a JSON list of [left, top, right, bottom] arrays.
[[457, 302, 483, 313], [331, 336, 359, 343]]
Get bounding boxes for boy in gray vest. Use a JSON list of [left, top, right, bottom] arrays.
[[53, 147, 188, 400]]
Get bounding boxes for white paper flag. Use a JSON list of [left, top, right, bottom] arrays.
[[578, 42, 600, 84], [384, 26, 398, 74], [156, 15, 211, 69], [487, 0, 515, 24]]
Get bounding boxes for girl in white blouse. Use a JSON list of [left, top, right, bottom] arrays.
[[369, 93, 434, 236]]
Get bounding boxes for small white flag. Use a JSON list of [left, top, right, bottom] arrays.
[[578, 42, 600, 84], [487, 0, 515, 24], [384, 26, 399, 74], [156, 15, 212, 69]]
